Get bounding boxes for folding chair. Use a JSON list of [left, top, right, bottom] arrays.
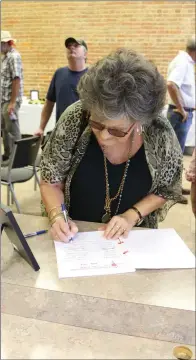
[[1, 136, 41, 213]]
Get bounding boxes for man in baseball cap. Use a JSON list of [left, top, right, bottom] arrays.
[[35, 36, 88, 136], [1, 31, 23, 163], [65, 37, 88, 51]]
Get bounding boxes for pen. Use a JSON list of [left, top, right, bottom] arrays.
[[24, 230, 48, 238], [61, 203, 73, 242]]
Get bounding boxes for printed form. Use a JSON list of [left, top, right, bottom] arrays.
[[54, 231, 135, 278], [54, 229, 195, 278]]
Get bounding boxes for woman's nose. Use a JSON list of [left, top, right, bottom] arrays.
[[99, 128, 111, 140]]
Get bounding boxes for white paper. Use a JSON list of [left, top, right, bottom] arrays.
[[30, 90, 39, 100], [54, 229, 195, 278], [123, 228, 195, 269], [54, 231, 135, 278]]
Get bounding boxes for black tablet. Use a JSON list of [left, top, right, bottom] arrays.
[[0, 204, 40, 271]]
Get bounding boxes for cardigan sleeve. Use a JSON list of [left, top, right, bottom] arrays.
[[40, 101, 83, 184], [143, 117, 183, 226], [144, 116, 183, 202], [154, 134, 183, 201]]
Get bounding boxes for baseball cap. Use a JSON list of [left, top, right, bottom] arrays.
[[1, 30, 16, 43], [65, 37, 88, 51]]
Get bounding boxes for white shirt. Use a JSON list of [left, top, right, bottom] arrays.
[[167, 50, 195, 108]]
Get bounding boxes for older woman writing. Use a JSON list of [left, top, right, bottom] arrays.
[[40, 48, 183, 242]]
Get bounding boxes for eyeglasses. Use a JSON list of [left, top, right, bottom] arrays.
[[89, 120, 134, 138]]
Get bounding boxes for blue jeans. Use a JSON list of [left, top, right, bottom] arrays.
[[167, 107, 193, 153]]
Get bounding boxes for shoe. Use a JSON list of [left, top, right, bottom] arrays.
[[182, 188, 190, 195], [178, 195, 188, 205], [1, 154, 9, 162]]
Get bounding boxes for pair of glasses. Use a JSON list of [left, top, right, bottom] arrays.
[[89, 120, 134, 138]]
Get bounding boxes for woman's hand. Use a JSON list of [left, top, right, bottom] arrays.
[[50, 217, 78, 242], [101, 210, 139, 240]]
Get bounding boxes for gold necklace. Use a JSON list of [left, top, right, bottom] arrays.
[[102, 155, 131, 223]]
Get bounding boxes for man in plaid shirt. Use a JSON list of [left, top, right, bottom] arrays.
[[1, 31, 23, 163]]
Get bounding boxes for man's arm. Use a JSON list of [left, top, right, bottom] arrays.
[[167, 81, 188, 121], [34, 71, 56, 136], [8, 52, 22, 115], [7, 77, 20, 115], [167, 59, 188, 121], [10, 77, 20, 104], [34, 99, 55, 136]]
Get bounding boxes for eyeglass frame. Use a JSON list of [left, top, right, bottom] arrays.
[[89, 119, 135, 138]]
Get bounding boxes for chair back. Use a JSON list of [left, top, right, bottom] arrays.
[[9, 136, 41, 169]]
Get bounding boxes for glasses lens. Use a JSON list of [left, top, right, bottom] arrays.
[[89, 120, 127, 137], [108, 129, 127, 137], [89, 120, 104, 131]]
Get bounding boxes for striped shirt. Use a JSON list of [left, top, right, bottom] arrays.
[[1, 47, 23, 104]]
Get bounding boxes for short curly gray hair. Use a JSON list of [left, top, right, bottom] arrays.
[[77, 48, 166, 124]]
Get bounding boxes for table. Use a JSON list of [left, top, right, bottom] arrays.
[[1, 214, 195, 359], [18, 103, 56, 135]]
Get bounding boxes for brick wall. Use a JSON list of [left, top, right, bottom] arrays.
[[2, 1, 195, 98]]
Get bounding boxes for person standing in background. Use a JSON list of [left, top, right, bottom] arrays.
[[1, 30, 23, 164], [167, 35, 196, 203], [34, 37, 88, 136]]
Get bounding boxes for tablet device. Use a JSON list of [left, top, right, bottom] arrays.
[[0, 204, 40, 271]]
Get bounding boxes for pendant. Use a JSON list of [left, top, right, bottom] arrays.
[[102, 212, 111, 223]]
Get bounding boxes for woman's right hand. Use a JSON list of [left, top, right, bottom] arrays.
[[50, 217, 78, 242]]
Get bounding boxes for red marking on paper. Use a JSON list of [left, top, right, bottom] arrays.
[[118, 239, 124, 244], [111, 261, 118, 267], [123, 250, 129, 255]]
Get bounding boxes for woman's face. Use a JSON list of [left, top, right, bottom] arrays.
[[90, 112, 136, 150]]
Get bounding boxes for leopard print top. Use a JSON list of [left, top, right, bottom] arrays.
[[40, 101, 183, 228]]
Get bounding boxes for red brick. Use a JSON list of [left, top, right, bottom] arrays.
[[2, 1, 195, 98]]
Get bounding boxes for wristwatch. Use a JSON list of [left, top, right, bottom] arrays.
[[131, 206, 144, 226]]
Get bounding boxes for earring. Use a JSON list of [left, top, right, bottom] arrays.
[[136, 125, 143, 136]]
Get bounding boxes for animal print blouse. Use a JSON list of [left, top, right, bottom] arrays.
[[40, 101, 183, 228]]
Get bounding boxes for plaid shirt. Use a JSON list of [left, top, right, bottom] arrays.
[[1, 47, 23, 104]]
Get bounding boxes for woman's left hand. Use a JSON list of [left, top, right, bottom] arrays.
[[100, 210, 139, 240]]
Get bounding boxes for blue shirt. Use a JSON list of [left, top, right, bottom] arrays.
[[46, 66, 87, 121]]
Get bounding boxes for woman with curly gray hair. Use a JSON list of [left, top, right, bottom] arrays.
[[40, 48, 183, 242]]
